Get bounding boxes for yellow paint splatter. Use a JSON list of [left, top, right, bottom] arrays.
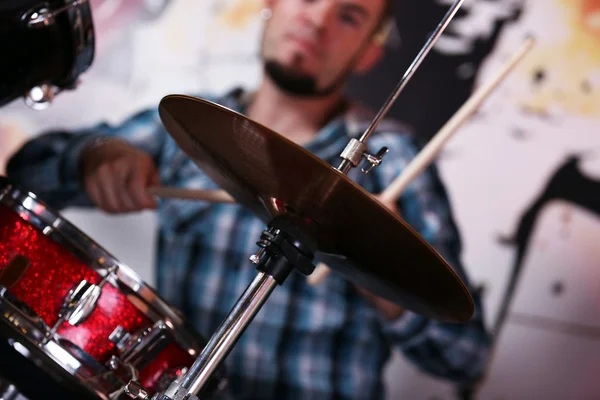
[[219, 0, 263, 29], [518, 0, 600, 117]]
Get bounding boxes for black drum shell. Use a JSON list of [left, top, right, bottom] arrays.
[[0, 0, 95, 107]]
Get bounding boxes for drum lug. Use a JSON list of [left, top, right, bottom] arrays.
[[43, 266, 119, 343], [61, 280, 102, 326]]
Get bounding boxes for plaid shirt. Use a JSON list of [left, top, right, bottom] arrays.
[[6, 88, 490, 400]]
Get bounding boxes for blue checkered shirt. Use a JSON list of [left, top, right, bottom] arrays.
[[6, 88, 490, 399]]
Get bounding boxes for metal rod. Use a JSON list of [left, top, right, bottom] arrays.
[[357, 0, 465, 145], [165, 272, 278, 399]]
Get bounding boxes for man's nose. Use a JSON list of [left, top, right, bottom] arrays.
[[304, 1, 336, 36]]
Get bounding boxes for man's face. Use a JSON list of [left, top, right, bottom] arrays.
[[261, 0, 386, 95]]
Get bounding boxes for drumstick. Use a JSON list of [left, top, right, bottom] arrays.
[[148, 186, 235, 203], [307, 37, 536, 286]]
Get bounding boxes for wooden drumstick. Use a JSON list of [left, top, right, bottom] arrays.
[[307, 37, 535, 286], [148, 186, 236, 203]]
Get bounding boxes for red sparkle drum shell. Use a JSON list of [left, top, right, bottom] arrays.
[[0, 177, 225, 399]]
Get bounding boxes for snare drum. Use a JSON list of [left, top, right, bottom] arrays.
[[0, 0, 95, 109], [0, 177, 226, 399]]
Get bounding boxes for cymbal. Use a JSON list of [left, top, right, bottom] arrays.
[[158, 95, 474, 323]]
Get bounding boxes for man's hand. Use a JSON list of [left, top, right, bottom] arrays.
[[81, 138, 160, 214], [354, 194, 404, 320]]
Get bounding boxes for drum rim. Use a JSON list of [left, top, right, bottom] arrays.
[[0, 176, 204, 356], [1, 313, 121, 400]]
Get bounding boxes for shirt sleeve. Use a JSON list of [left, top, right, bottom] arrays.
[[369, 131, 492, 385], [5, 108, 168, 211]]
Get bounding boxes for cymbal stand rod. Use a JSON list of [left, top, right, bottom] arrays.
[[336, 0, 464, 175], [147, 216, 316, 400], [164, 272, 278, 399], [358, 0, 464, 144]]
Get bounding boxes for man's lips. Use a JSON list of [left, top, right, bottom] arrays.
[[287, 35, 322, 58]]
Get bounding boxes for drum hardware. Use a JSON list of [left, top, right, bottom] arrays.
[[43, 265, 119, 344], [21, 0, 89, 29]]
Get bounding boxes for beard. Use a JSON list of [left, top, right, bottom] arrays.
[[264, 53, 355, 98]]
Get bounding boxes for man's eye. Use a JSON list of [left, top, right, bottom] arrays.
[[340, 13, 359, 26]]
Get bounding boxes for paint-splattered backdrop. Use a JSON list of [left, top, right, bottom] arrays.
[[1, 1, 598, 398]]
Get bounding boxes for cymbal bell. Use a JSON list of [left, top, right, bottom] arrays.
[[158, 94, 474, 323]]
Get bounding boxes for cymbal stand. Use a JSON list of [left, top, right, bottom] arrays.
[[336, 0, 465, 175], [124, 215, 317, 400]]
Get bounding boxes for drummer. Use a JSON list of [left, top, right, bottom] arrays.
[[6, 0, 491, 398]]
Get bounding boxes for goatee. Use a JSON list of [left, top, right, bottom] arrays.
[[264, 58, 344, 98]]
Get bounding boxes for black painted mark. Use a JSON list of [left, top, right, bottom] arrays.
[[533, 68, 546, 85], [494, 154, 600, 336], [551, 280, 565, 296]]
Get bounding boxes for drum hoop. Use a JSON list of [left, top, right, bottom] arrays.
[[0, 177, 203, 354], [0, 301, 121, 400]]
